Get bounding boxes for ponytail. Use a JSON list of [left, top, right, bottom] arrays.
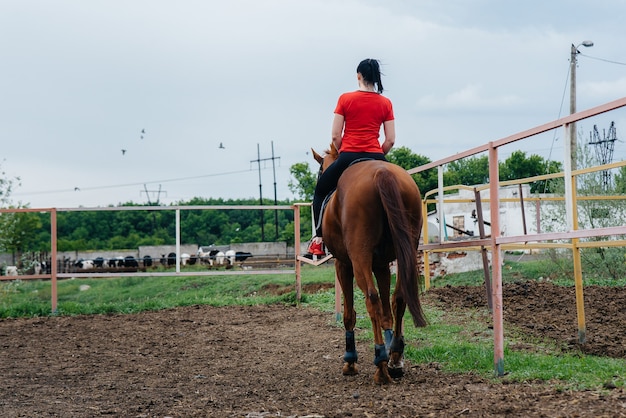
[[357, 58, 384, 93]]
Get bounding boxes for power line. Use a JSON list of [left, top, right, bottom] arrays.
[[579, 53, 626, 66], [543, 50, 625, 172], [14, 168, 255, 197], [541, 58, 572, 193]]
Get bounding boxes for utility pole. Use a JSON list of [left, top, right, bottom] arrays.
[[271, 141, 279, 241], [251, 142, 281, 241], [570, 40, 594, 170], [141, 184, 164, 206], [589, 122, 618, 190], [142, 184, 165, 233]]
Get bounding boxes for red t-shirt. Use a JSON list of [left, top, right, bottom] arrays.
[[334, 90, 394, 153]]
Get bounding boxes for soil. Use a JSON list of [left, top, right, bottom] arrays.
[[1, 281, 625, 417]]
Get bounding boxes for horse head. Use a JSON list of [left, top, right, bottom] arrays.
[[311, 143, 338, 174]]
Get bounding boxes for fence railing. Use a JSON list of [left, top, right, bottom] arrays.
[[0, 204, 318, 312], [409, 96, 626, 375]]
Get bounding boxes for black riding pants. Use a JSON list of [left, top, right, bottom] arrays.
[[312, 151, 387, 236]]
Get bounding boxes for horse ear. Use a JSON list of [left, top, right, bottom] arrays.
[[330, 142, 338, 157], [312, 148, 323, 164]]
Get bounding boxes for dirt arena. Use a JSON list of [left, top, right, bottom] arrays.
[[1, 281, 625, 417]]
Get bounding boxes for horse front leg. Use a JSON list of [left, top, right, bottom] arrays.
[[336, 261, 358, 376]]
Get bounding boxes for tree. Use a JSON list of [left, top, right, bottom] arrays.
[[0, 162, 41, 263], [386, 147, 438, 196], [499, 151, 562, 193], [288, 162, 317, 202], [0, 211, 42, 260], [541, 141, 626, 280], [442, 152, 562, 194], [615, 164, 626, 193], [445, 155, 490, 187], [0, 161, 19, 208]]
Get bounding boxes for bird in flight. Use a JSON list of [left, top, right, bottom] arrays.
[[140, 129, 145, 139], [121, 149, 127, 155], [219, 142, 225, 149], [74, 187, 80, 191]]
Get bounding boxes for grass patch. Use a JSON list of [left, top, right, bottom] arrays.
[[428, 257, 626, 288], [303, 262, 626, 392], [0, 265, 335, 317], [306, 287, 625, 391]]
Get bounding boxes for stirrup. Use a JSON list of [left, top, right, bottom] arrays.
[[307, 239, 325, 256]]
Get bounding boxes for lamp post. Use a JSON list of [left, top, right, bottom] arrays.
[[569, 40, 594, 169]]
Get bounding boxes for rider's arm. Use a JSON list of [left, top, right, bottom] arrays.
[[381, 120, 396, 155], [331, 113, 344, 151]]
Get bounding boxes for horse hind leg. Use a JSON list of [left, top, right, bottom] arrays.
[[387, 335, 405, 378], [388, 288, 408, 379], [376, 332, 405, 381], [366, 263, 395, 384], [363, 287, 392, 384], [352, 290, 390, 385]]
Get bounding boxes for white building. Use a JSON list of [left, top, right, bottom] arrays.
[[426, 184, 538, 243]]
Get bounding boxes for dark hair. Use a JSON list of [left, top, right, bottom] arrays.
[[356, 58, 384, 93]]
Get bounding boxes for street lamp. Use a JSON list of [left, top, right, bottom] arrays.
[[569, 40, 594, 169]]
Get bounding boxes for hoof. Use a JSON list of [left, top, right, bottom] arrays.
[[342, 362, 358, 376], [388, 366, 404, 379], [388, 354, 405, 379], [373, 362, 392, 385]]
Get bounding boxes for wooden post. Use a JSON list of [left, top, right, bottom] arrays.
[[518, 184, 527, 235], [488, 145, 504, 376], [474, 188, 493, 311]]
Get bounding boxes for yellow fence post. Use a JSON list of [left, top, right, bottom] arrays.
[[422, 199, 431, 289], [571, 175, 586, 343]]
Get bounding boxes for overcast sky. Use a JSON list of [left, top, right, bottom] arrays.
[[3, 0, 626, 208]]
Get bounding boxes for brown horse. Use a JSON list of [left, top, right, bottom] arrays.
[[313, 144, 427, 384]]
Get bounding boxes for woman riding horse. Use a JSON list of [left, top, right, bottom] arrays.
[[310, 58, 427, 384], [308, 58, 395, 256]]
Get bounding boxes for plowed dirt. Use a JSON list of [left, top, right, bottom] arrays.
[[1, 281, 625, 417]]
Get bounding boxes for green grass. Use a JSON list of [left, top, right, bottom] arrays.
[[427, 257, 626, 288], [306, 283, 626, 391], [303, 260, 626, 391], [1, 261, 624, 391], [0, 266, 333, 317]]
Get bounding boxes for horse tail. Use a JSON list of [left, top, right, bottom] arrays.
[[375, 169, 427, 328]]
